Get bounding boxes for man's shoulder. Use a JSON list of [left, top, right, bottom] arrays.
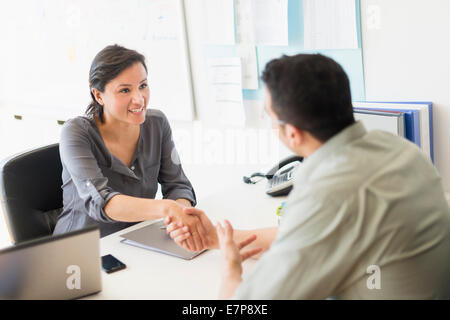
[[291, 130, 430, 207], [361, 130, 434, 176], [315, 130, 422, 183], [363, 129, 412, 150]]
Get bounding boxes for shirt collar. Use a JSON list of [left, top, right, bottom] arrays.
[[109, 128, 143, 180], [87, 114, 143, 180], [294, 121, 367, 182], [109, 156, 140, 180]]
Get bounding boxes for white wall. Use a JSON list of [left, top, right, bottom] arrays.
[[360, 0, 450, 191]]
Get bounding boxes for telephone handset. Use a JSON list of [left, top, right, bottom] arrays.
[[243, 155, 303, 197]]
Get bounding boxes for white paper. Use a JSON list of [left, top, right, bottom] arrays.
[[202, 0, 235, 45], [238, 44, 259, 90], [252, 0, 288, 46], [303, 0, 358, 50], [235, 1, 259, 89], [207, 58, 245, 126], [235, 0, 255, 44]]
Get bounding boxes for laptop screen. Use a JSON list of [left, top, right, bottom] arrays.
[[0, 226, 101, 300]]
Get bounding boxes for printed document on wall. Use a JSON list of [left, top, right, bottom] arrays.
[[235, 0, 259, 89], [202, 0, 235, 45], [235, 0, 256, 44], [303, 0, 358, 50], [252, 0, 288, 45], [238, 44, 259, 90], [207, 58, 245, 126]]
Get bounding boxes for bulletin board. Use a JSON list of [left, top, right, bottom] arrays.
[[198, 0, 365, 125]]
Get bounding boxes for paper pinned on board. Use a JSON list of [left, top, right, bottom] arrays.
[[235, 0, 259, 90], [235, 0, 255, 44], [202, 0, 235, 45], [303, 0, 358, 50], [252, 0, 288, 46], [238, 44, 259, 90], [207, 58, 245, 126]]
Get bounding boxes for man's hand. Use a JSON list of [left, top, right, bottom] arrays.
[[217, 220, 262, 299], [165, 207, 218, 251]]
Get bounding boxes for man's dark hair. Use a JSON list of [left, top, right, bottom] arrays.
[[261, 54, 355, 142], [86, 44, 148, 123]]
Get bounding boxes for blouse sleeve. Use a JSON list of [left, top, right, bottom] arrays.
[[59, 119, 120, 223]]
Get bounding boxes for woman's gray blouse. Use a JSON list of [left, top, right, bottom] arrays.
[[53, 109, 196, 237]]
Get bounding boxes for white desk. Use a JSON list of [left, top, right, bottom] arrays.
[[85, 182, 285, 300]]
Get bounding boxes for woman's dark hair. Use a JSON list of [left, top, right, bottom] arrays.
[[262, 54, 355, 142], [86, 44, 147, 123]]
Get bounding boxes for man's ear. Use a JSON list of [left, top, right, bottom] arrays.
[[285, 123, 303, 148], [91, 88, 104, 106]]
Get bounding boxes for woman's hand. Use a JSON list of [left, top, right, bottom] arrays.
[[163, 200, 207, 252], [165, 207, 218, 251], [216, 220, 262, 299]]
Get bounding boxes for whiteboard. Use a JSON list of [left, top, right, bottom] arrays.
[[0, 0, 194, 121]]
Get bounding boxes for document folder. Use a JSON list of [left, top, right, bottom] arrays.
[[354, 109, 405, 137], [354, 106, 421, 148], [354, 101, 433, 162], [120, 220, 206, 260]]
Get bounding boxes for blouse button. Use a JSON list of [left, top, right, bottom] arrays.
[[131, 165, 135, 171]]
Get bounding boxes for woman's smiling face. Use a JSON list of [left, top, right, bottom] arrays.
[[94, 62, 150, 126]]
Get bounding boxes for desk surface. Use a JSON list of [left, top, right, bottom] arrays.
[[85, 181, 284, 300]]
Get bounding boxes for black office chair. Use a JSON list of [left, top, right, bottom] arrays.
[[0, 144, 63, 244]]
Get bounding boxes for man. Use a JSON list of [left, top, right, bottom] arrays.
[[167, 54, 450, 299]]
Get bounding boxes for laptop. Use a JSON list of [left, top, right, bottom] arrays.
[[0, 226, 102, 300], [120, 219, 206, 260]]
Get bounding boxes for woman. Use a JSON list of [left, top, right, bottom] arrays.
[[53, 44, 206, 250]]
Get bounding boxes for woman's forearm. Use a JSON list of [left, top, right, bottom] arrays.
[[104, 194, 173, 222]]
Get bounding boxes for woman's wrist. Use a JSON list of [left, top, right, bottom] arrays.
[[159, 199, 178, 218], [175, 198, 192, 207]]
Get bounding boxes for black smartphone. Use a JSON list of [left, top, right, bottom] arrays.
[[101, 254, 126, 274]]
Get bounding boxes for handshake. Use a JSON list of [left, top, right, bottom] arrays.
[[163, 205, 264, 299], [163, 206, 219, 252]]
